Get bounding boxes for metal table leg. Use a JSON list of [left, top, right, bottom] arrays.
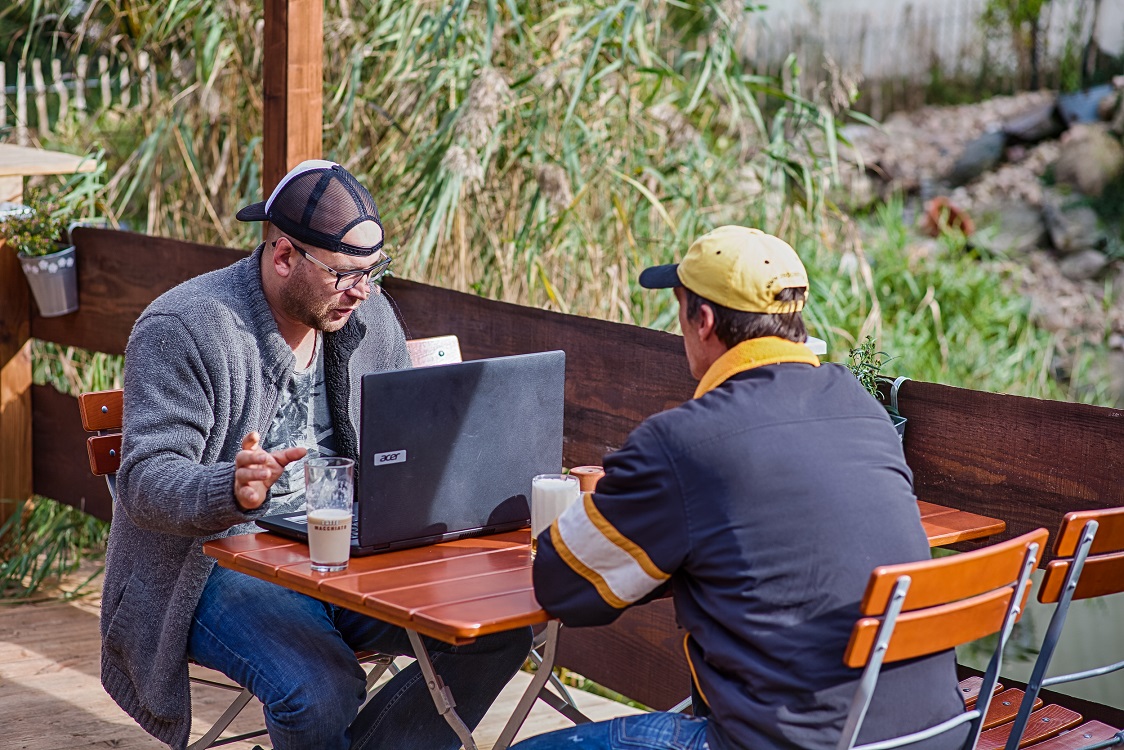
[[492, 620, 565, 750], [407, 629, 478, 750]]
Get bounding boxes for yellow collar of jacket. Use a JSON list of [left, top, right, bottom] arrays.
[[694, 337, 820, 399]]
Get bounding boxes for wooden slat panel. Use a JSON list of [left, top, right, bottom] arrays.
[[555, 598, 691, 711], [31, 385, 112, 521], [894, 380, 1124, 559], [861, 530, 1047, 615], [976, 704, 1083, 750], [1022, 721, 1121, 750], [31, 228, 246, 355], [982, 689, 1042, 730], [86, 434, 121, 477], [406, 335, 462, 367], [958, 676, 1004, 708], [1054, 509, 1124, 557], [845, 586, 1016, 668], [77, 389, 122, 431], [1039, 553, 1124, 604]]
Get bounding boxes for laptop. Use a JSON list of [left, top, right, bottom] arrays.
[[257, 350, 565, 555]]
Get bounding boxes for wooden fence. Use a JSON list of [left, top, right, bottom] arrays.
[[4, 226, 1120, 712], [0, 53, 155, 144]]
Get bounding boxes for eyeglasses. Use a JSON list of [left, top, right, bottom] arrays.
[[278, 239, 392, 291]]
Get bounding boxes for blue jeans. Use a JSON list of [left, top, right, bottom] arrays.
[[512, 713, 711, 749], [187, 565, 532, 750]]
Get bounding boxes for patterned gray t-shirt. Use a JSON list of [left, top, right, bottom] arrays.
[[262, 333, 337, 514]]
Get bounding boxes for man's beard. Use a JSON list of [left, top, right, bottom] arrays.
[[278, 271, 351, 333]]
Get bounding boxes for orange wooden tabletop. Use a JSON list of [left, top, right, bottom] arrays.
[[203, 501, 1005, 644]]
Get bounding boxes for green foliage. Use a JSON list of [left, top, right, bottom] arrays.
[[0, 498, 108, 601], [0, 189, 69, 257], [807, 196, 1111, 405], [846, 336, 891, 401]]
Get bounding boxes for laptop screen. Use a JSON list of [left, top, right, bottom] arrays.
[[356, 350, 565, 550]]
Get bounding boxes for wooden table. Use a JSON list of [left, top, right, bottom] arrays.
[[203, 500, 1005, 748]]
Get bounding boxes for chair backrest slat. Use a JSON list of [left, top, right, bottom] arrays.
[[1039, 551, 1124, 604], [1054, 509, 1124, 557], [860, 529, 1049, 615], [78, 389, 123, 432], [845, 586, 1017, 668], [87, 434, 122, 477], [406, 335, 462, 367]]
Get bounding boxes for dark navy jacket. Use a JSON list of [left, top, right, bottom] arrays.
[[534, 346, 967, 750]]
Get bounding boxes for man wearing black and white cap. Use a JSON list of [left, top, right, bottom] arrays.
[[103, 161, 531, 750], [517, 227, 966, 750]]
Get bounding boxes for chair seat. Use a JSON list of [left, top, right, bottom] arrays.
[[1019, 721, 1121, 750], [959, 676, 1003, 708], [976, 705, 1084, 750], [982, 689, 1043, 730]]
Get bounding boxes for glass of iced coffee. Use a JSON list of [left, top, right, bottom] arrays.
[[304, 457, 354, 572]]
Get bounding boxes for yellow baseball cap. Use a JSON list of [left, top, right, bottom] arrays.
[[638, 226, 809, 313]]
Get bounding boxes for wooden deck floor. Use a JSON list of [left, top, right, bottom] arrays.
[[0, 571, 639, 750]]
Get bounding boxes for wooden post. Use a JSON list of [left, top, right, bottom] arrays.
[[0, 146, 96, 531], [263, 0, 324, 197], [51, 58, 69, 123], [75, 55, 88, 116], [31, 58, 48, 133], [16, 60, 28, 146], [98, 55, 110, 111]]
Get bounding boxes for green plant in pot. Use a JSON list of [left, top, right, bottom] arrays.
[[0, 189, 78, 318], [846, 336, 908, 440]]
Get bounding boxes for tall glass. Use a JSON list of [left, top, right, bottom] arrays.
[[305, 457, 354, 572], [530, 473, 580, 559]]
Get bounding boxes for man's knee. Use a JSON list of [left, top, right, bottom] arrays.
[[266, 667, 366, 739]]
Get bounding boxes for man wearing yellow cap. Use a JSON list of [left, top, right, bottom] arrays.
[[516, 227, 965, 750]]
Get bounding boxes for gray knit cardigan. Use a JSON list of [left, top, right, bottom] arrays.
[[103, 246, 411, 749]]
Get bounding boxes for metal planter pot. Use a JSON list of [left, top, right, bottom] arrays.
[[890, 413, 907, 442], [19, 245, 78, 317]]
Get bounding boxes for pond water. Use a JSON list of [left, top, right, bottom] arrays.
[[956, 571, 1124, 710]]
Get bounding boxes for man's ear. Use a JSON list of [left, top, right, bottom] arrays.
[[695, 301, 718, 343], [270, 237, 298, 279]]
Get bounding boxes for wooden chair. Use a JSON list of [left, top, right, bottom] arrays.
[[1000, 509, 1124, 750], [836, 528, 1069, 750]]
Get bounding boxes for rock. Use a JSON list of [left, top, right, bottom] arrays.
[[975, 202, 1047, 257], [1058, 249, 1110, 281], [1054, 124, 1124, 197], [1097, 91, 1120, 121], [1113, 100, 1124, 138], [947, 131, 1007, 187], [1041, 191, 1106, 254], [1057, 84, 1116, 125], [1003, 101, 1065, 144]]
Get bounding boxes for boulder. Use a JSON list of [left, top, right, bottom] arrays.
[[1041, 190, 1106, 255], [1057, 84, 1116, 125], [947, 131, 1007, 187], [1058, 249, 1110, 281], [1054, 124, 1124, 197], [974, 202, 1047, 257], [1003, 101, 1065, 144]]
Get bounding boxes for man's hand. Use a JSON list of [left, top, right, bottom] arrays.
[[234, 432, 308, 510]]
